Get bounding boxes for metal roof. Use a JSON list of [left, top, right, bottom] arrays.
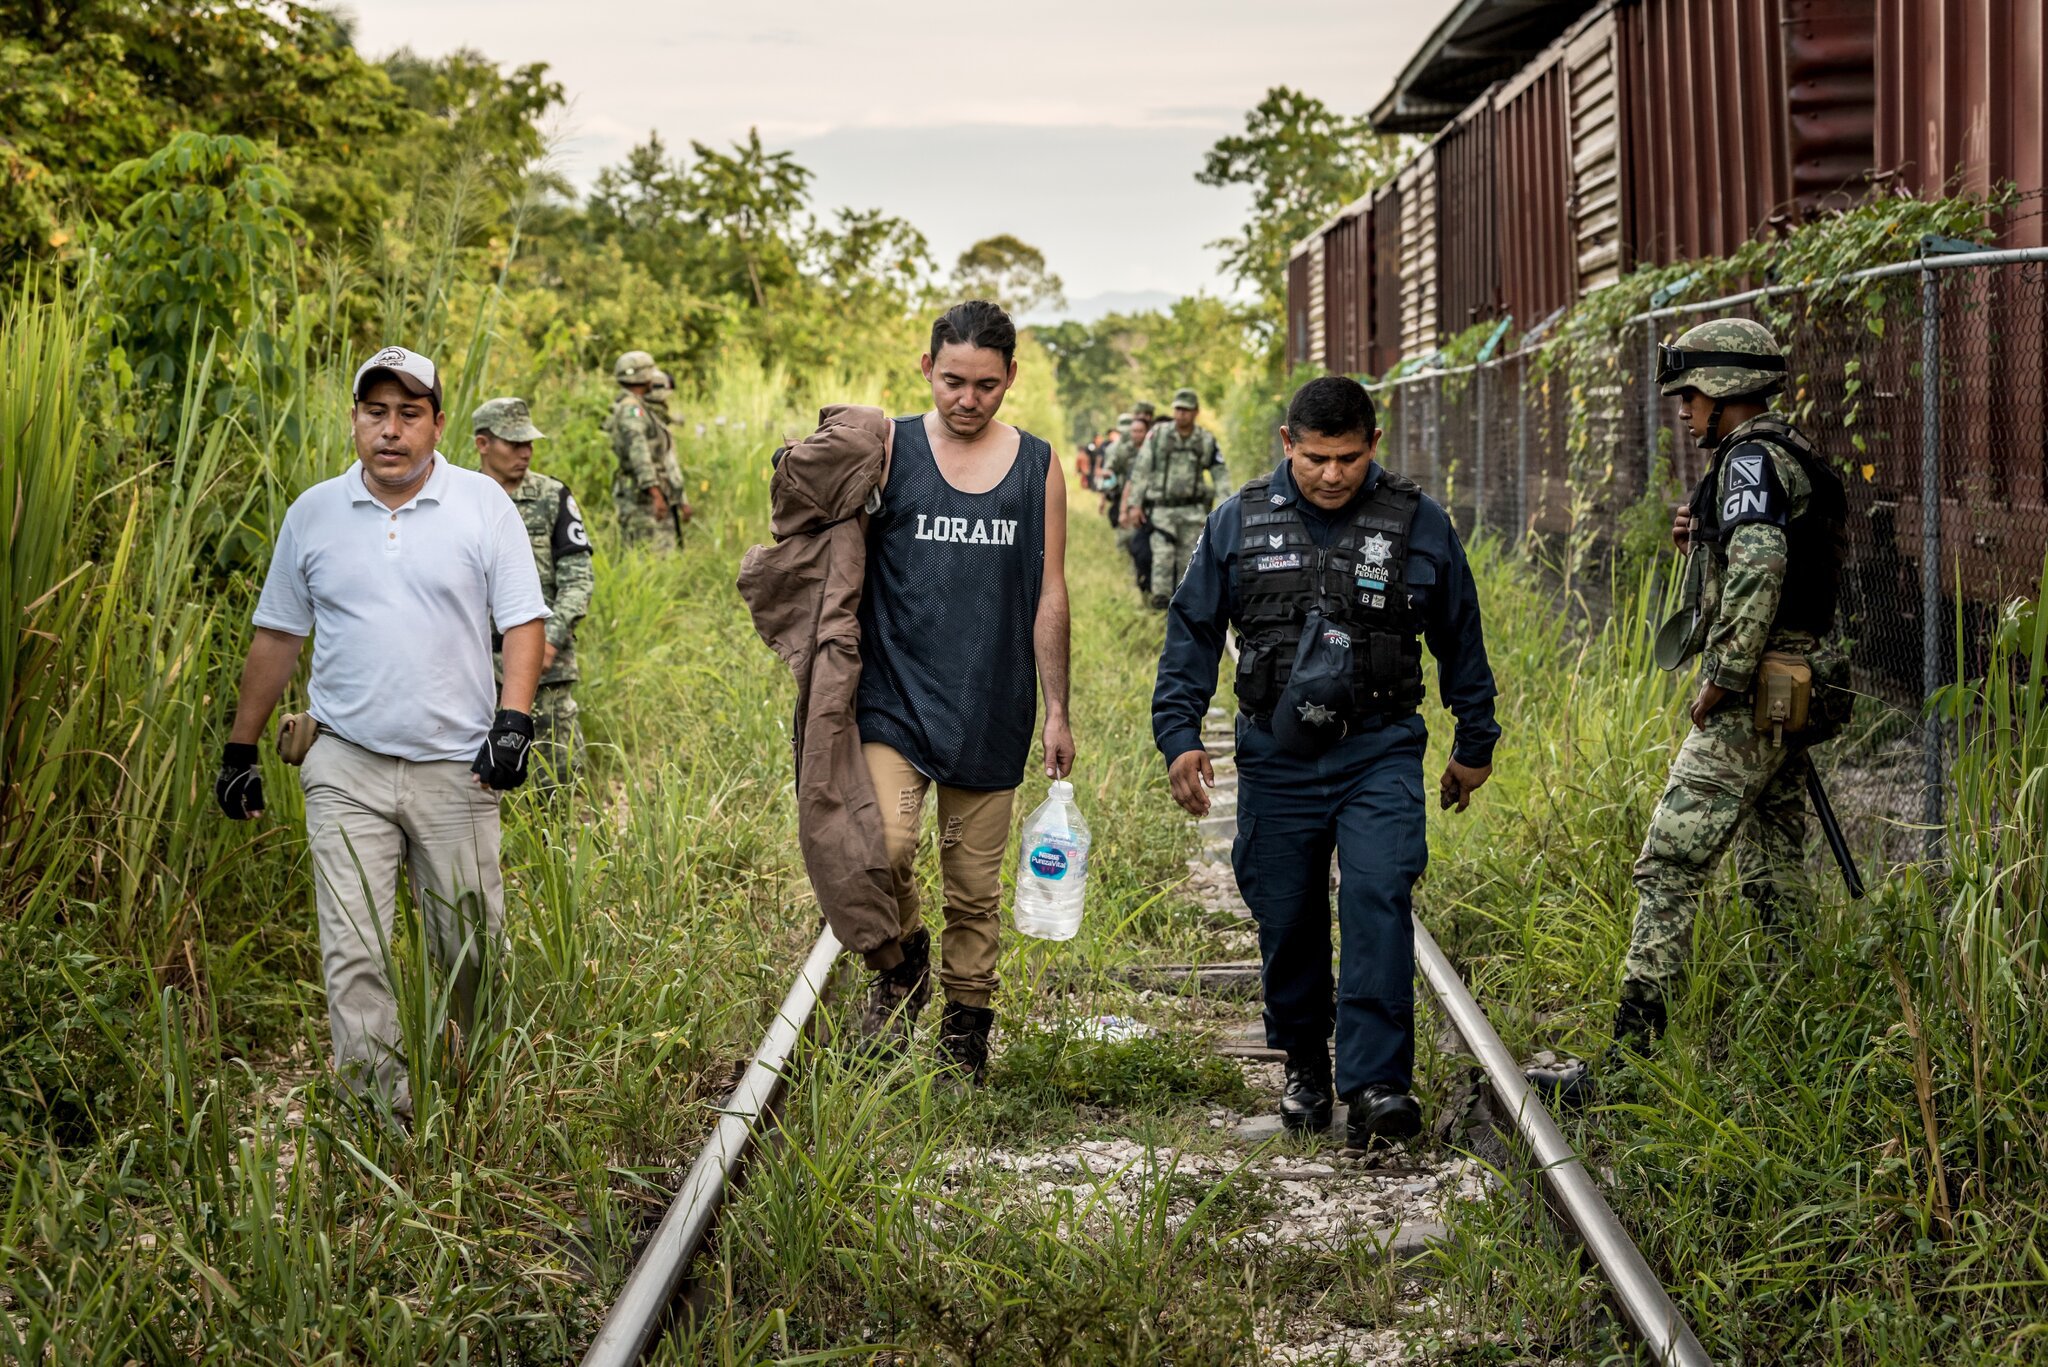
[[1370, 0, 1602, 134]]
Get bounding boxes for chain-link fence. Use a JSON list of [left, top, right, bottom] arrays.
[[1368, 249, 2048, 864]]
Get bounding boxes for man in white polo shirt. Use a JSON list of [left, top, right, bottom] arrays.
[[215, 345, 549, 1115]]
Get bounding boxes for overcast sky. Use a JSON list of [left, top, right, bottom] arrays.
[[340, 1, 1460, 310]]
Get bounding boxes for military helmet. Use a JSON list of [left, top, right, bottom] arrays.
[[1656, 319, 1787, 399], [471, 396, 545, 442], [1131, 401, 1156, 419], [1172, 387, 1200, 410], [1116, 413, 1133, 433], [648, 368, 674, 402], [613, 350, 659, 386]]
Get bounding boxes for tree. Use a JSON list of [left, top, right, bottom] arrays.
[[1196, 88, 1403, 313], [685, 128, 813, 312], [0, 0, 416, 262], [953, 234, 1065, 316], [100, 132, 301, 392]]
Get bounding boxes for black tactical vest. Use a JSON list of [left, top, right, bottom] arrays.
[[1231, 471, 1427, 718], [1689, 426, 1846, 636]]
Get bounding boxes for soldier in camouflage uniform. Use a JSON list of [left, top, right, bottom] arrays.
[[645, 368, 694, 548], [604, 350, 677, 551], [1612, 318, 1848, 1052], [1106, 404, 1155, 591], [1128, 388, 1226, 608], [473, 397, 595, 791]]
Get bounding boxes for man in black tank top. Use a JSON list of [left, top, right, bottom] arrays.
[[854, 301, 1075, 1083]]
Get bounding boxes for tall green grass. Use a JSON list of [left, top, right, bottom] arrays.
[[1412, 542, 2048, 1364], [0, 271, 1080, 1361]]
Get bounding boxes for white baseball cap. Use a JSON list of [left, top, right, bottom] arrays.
[[353, 345, 443, 410]]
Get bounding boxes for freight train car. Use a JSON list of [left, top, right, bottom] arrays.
[[1292, 0, 2048, 630]]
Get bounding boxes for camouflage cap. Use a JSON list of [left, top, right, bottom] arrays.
[[613, 349, 659, 386], [1116, 414, 1133, 433], [1131, 401, 1157, 419], [1657, 318, 1787, 399], [1172, 387, 1199, 409], [471, 396, 545, 442]]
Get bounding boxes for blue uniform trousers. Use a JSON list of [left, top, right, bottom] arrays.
[[1231, 711, 1429, 1098]]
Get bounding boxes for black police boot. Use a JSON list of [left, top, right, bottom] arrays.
[[1344, 1084, 1423, 1150], [1149, 593, 1170, 611], [936, 1001, 995, 1085], [1279, 1050, 1334, 1133], [856, 929, 931, 1057]]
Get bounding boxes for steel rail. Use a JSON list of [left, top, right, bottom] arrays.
[[1412, 919, 1715, 1367], [581, 925, 843, 1367]]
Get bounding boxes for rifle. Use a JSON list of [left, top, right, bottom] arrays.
[[1805, 764, 1866, 899]]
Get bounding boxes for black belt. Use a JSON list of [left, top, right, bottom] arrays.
[[1241, 707, 1416, 735]]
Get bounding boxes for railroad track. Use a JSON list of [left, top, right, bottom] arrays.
[[581, 706, 1713, 1366]]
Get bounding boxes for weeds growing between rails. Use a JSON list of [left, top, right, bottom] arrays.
[[6, 269, 2047, 1361]]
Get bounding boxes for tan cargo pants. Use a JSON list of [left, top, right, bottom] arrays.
[[863, 743, 1014, 1007], [301, 735, 506, 1113]]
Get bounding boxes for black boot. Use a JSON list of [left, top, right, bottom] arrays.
[[1344, 1084, 1423, 1150], [1148, 592, 1170, 611], [1280, 1050, 1334, 1133], [936, 1001, 995, 1085], [856, 929, 931, 1057], [1600, 983, 1667, 1071]]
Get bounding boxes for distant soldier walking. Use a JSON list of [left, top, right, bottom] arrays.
[[473, 397, 594, 790], [646, 367, 694, 545], [1611, 319, 1849, 1055], [605, 350, 677, 550], [1128, 388, 1226, 608], [1107, 402, 1156, 592]]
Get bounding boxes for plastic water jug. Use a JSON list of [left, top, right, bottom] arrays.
[[1013, 779, 1090, 941]]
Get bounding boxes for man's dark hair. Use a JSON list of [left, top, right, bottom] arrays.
[[1284, 375, 1376, 441], [930, 300, 1017, 366]]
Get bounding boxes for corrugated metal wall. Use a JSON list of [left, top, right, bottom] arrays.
[[1281, 0, 2047, 376], [1566, 10, 1624, 292], [1398, 149, 1440, 357], [1370, 180, 1404, 375], [1435, 91, 1501, 336], [1872, 0, 2048, 580], [1322, 199, 1372, 373], [1495, 55, 1576, 329], [1785, 0, 1879, 216], [1306, 236, 1327, 369], [1285, 248, 1312, 370], [1876, 0, 2048, 249]]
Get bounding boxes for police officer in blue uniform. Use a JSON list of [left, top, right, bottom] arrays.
[[1153, 376, 1500, 1147]]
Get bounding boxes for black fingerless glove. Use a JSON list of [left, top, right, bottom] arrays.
[[471, 710, 534, 791], [216, 742, 264, 819]]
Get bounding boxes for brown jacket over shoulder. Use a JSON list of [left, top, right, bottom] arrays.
[[737, 405, 905, 970]]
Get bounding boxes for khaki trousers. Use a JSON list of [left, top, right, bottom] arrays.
[[862, 743, 1013, 1007], [301, 736, 506, 1112]]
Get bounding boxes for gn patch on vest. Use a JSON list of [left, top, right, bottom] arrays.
[[1717, 440, 1790, 533]]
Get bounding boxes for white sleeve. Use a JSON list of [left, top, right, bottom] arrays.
[[251, 505, 314, 634], [488, 496, 550, 631]]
